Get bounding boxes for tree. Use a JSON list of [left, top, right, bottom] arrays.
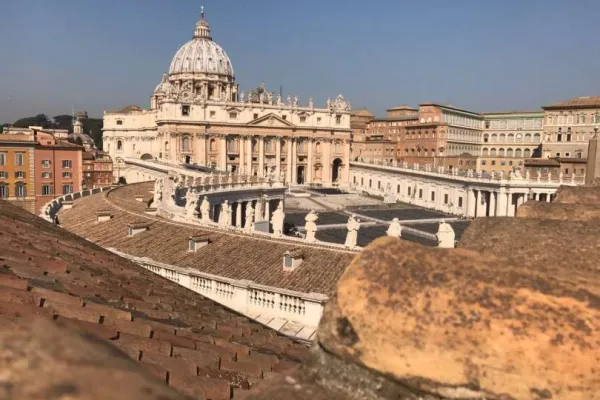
[[83, 118, 103, 150], [12, 114, 52, 128], [52, 115, 73, 131]]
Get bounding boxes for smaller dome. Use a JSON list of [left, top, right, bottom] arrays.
[[154, 73, 174, 94]]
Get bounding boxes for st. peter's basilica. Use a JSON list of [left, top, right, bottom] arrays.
[[102, 9, 352, 185]]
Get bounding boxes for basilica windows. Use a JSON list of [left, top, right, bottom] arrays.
[[210, 111, 216, 118], [181, 105, 190, 116], [315, 142, 321, 154], [297, 141, 307, 154], [181, 136, 191, 152], [229, 111, 238, 119], [334, 141, 342, 154], [300, 116, 306, 123], [116, 120, 123, 125], [209, 139, 216, 152], [336, 115, 342, 124], [117, 140, 123, 152], [227, 138, 237, 153], [164, 141, 170, 152], [515, 148, 522, 158]]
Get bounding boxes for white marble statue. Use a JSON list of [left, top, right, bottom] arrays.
[[386, 218, 402, 238], [267, 91, 273, 105], [185, 189, 198, 218], [304, 210, 318, 243], [308, 97, 314, 108], [286, 95, 292, 106], [436, 221, 455, 248], [344, 214, 360, 249], [219, 200, 231, 228], [239, 91, 245, 102], [271, 202, 285, 238], [293, 96, 298, 107], [276, 93, 282, 106], [200, 196, 211, 223], [245, 202, 254, 232]]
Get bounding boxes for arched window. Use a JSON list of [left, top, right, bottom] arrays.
[[431, 148, 436, 156], [508, 134, 515, 142], [209, 139, 216, 152], [524, 148, 531, 158], [515, 148, 522, 158], [181, 136, 191, 152], [15, 183, 26, 197], [132, 144, 136, 153], [483, 134, 489, 143], [534, 133, 541, 142], [490, 148, 497, 156], [164, 141, 170, 152], [482, 148, 489, 156], [498, 148, 505, 157], [315, 142, 321, 154], [117, 140, 123, 151], [524, 133, 532, 142], [227, 138, 236, 153], [507, 148, 514, 157], [297, 141, 306, 154]]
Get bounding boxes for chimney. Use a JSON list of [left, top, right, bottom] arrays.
[[283, 249, 304, 272], [95, 210, 113, 222], [127, 221, 149, 237], [188, 232, 210, 252]]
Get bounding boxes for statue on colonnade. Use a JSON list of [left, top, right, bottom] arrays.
[[218, 200, 231, 228], [245, 202, 255, 233], [304, 210, 319, 243], [344, 214, 360, 249], [386, 218, 402, 238], [271, 202, 285, 238], [200, 196, 211, 223], [436, 221, 455, 248]]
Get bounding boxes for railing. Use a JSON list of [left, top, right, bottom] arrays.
[[39, 186, 114, 222], [107, 248, 328, 330], [351, 160, 585, 186]]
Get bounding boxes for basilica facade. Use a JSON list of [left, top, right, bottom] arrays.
[[102, 10, 352, 185]]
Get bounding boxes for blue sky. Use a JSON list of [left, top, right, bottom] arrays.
[[1, 0, 599, 123]]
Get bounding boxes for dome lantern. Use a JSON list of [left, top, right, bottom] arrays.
[[193, 6, 211, 40]]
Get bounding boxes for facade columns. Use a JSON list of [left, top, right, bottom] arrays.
[[255, 199, 263, 221], [323, 140, 331, 184], [264, 197, 270, 221], [239, 136, 245, 174], [507, 193, 516, 217], [307, 139, 313, 184], [275, 138, 281, 179], [474, 190, 482, 217], [489, 191, 496, 217], [546, 193, 552, 202], [286, 139, 293, 184], [258, 136, 264, 177], [291, 139, 297, 185], [343, 139, 350, 184], [218, 135, 227, 171], [467, 188, 476, 218], [235, 201, 242, 227], [497, 189, 508, 217], [246, 136, 252, 175]]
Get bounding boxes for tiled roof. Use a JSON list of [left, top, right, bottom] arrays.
[[543, 96, 600, 109], [0, 199, 310, 398], [58, 183, 356, 296]]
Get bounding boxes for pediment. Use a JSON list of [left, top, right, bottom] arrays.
[[249, 113, 294, 127]]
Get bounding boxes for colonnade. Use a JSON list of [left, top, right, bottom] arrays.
[[466, 189, 553, 218], [204, 196, 283, 230]]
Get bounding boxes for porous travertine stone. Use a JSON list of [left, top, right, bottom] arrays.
[[317, 237, 599, 399]]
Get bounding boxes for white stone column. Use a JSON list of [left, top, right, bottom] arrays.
[[467, 188, 476, 218], [264, 197, 270, 221], [343, 139, 350, 185], [474, 190, 482, 218], [489, 191, 496, 217], [497, 189, 507, 217], [291, 139, 297, 185], [246, 136, 252, 175], [239, 136, 245, 174], [255, 199, 263, 221], [275, 137, 281, 179], [235, 201, 242, 227], [516, 193, 525, 208], [546, 193, 552, 202], [307, 139, 313, 184], [323, 140, 331, 184], [258, 136, 264, 177], [286, 139, 293, 184], [507, 193, 516, 217], [219, 135, 227, 171]]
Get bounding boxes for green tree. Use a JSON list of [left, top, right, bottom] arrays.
[[52, 114, 73, 131], [12, 114, 52, 128], [83, 118, 103, 149]]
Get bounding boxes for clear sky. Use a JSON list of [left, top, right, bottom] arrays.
[[1, 0, 600, 123]]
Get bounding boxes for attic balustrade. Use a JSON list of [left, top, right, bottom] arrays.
[[39, 187, 114, 222], [107, 248, 327, 333]]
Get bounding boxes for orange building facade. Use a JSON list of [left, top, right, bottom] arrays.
[[0, 134, 37, 212], [33, 130, 83, 213], [82, 151, 113, 189]]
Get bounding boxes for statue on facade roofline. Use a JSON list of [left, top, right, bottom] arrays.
[[293, 96, 298, 108], [276, 93, 283, 106], [267, 91, 273, 105], [239, 91, 245, 102], [200, 197, 210, 223], [308, 97, 314, 108]]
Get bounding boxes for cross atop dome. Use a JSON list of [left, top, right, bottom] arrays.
[[194, 5, 211, 39]]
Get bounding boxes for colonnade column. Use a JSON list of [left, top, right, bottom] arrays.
[[467, 188, 476, 218], [489, 191, 496, 217], [546, 193, 552, 202], [496, 188, 507, 217], [506, 193, 516, 217], [235, 201, 242, 227], [255, 199, 263, 221], [306, 139, 313, 184], [275, 137, 281, 179], [474, 190, 482, 218], [258, 136, 264, 177], [264, 197, 270, 221]]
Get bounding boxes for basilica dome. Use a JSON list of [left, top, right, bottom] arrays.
[[168, 11, 234, 81]]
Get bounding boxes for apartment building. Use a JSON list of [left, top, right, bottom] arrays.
[[0, 134, 37, 212]]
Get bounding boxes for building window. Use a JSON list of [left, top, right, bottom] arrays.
[[555, 153, 561, 157], [282, 115, 287, 121], [42, 185, 53, 195], [15, 152, 25, 166], [181, 105, 190, 116], [14, 171, 25, 179], [0, 184, 8, 197], [116, 140, 123, 152], [41, 172, 52, 179], [565, 152, 570, 158], [316, 117, 321, 123], [481, 160, 487, 166], [578, 115, 585, 124], [458, 197, 463, 208], [300, 116, 306, 123], [181, 136, 191, 152], [444, 194, 449, 204], [253, 113, 258, 119], [62, 160, 72, 169], [0, 171, 7, 179], [62, 185, 73, 195], [407, 187, 412, 196], [229, 111, 238, 119], [15, 184, 26, 197], [397, 184, 400, 193], [336, 115, 342, 124], [116, 120, 123, 125], [431, 191, 435, 201], [0, 152, 6, 166], [419, 189, 423, 199], [210, 111, 216, 118], [565, 168, 569, 174], [62, 172, 73, 179]]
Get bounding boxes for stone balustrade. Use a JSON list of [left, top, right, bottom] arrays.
[[107, 248, 328, 337], [39, 187, 114, 222]]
